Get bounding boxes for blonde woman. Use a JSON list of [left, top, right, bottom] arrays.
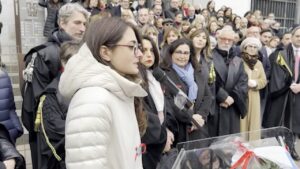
[[160, 27, 181, 59]]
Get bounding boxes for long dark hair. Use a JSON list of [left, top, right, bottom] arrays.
[[189, 29, 212, 62], [207, 1, 216, 13], [160, 38, 200, 71], [142, 35, 160, 70], [139, 36, 160, 90], [84, 17, 147, 135]]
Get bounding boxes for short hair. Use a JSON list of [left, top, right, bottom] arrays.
[[161, 38, 200, 71], [260, 29, 273, 35], [292, 26, 300, 36], [138, 8, 149, 15], [60, 41, 81, 64], [217, 27, 235, 39], [58, 3, 90, 24]]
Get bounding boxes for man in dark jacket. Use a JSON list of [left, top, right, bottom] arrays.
[[164, 0, 180, 20], [21, 3, 88, 169], [263, 26, 300, 160]]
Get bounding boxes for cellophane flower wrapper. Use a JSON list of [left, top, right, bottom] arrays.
[[208, 136, 283, 169]]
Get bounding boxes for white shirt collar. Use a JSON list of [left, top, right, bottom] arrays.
[[292, 44, 300, 56]]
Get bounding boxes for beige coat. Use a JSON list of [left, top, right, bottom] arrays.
[[240, 60, 267, 140]]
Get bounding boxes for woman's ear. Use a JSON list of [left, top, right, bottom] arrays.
[[99, 45, 112, 61]]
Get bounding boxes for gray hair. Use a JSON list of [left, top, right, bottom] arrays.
[[292, 26, 300, 36], [58, 3, 90, 24]]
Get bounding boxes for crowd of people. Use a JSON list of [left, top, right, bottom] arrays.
[[0, 0, 299, 168]]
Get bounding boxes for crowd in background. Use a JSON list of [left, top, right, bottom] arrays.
[[0, 0, 300, 169]]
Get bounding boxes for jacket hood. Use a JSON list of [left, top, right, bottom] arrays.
[[59, 43, 147, 101], [48, 29, 73, 45]]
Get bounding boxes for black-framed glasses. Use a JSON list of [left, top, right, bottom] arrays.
[[174, 50, 190, 55], [110, 43, 143, 55]]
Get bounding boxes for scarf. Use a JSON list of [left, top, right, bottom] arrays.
[[172, 63, 198, 101], [242, 52, 258, 70], [147, 70, 164, 112]]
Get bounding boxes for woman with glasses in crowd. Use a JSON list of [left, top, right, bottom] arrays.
[[59, 17, 147, 169], [160, 38, 212, 145]]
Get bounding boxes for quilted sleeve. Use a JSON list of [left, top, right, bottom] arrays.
[[65, 101, 112, 169]]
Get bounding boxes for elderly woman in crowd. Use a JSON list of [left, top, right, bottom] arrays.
[[240, 37, 267, 139]]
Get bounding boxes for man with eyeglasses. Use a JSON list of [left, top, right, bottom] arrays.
[[208, 28, 248, 137]]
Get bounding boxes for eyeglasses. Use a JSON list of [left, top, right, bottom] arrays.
[[174, 50, 190, 55], [246, 45, 258, 49], [219, 37, 234, 42], [110, 43, 143, 55], [164, 23, 173, 26]]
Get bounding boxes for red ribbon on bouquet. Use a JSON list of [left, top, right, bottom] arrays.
[[230, 151, 255, 169], [230, 141, 256, 169]]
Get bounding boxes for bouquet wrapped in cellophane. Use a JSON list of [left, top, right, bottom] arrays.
[[173, 127, 298, 169]]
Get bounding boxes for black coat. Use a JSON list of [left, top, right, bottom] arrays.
[[210, 48, 248, 136], [22, 29, 72, 133], [38, 75, 68, 169], [263, 44, 300, 134], [200, 56, 218, 137], [161, 66, 213, 145], [164, 7, 179, 20], [106, 3, 121, 17], [21, 30, 72, 169], [142, 92, 168, 169]]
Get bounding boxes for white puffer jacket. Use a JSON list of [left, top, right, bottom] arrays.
[[59, 43, 147, 169]]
